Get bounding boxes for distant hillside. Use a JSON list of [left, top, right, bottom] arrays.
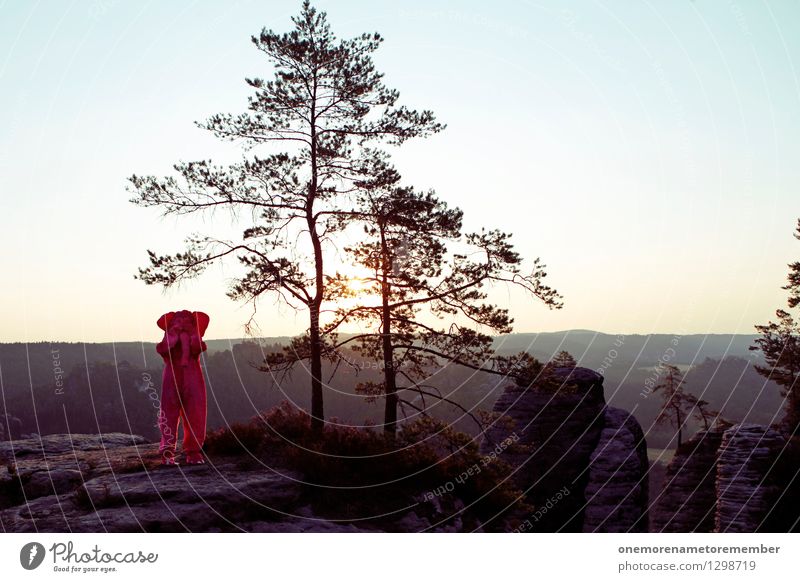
[[0, 331, 781, 449], [491, 331, 759, 366], [0, 331, 759, 390], [0, 339, 289, 389]]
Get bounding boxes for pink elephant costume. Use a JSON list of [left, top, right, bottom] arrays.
[[155, 310, 210, 465]]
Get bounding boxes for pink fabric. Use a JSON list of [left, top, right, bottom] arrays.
[[155, 310, 209, 462]]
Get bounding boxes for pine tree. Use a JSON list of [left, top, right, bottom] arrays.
[[654, 364, 696, 447], [129, 2, 443, 432], [324, 160, 562, 434], [549, 351, 577, 368], [750, 219, 800, 435], [692, 399, 722, 431]]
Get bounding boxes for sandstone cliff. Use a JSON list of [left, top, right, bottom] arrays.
[[482, 367, 649, 532], [652, 422, 798, 532]]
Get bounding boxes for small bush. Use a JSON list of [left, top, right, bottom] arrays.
[[204, 421, 271, 456]]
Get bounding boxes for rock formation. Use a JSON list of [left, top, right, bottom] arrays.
[[0, 433, 471, 532], [4, 383, 791, 532], [715, 423, 786, 532], [583, 407, 649, 532], [482, 367, 649, 532], [652, 422, 794, 533], [650, 426, 725, 532]]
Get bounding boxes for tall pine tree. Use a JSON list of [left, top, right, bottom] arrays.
[[129, 2, 443, 431]]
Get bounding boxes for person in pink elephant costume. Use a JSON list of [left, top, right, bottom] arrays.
[[155, 310, 210, 466]]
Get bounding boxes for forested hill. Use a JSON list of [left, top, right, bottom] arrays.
[[1, 332, 777, 449], [0, 330, 759, 388], [0, 339, 290, 389], [491, 330, 758, 365]]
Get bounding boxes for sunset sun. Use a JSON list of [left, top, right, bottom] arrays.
[[345, 277, 372, 295]]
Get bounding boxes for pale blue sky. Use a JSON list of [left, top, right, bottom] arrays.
[[1, 0, 799, 342]]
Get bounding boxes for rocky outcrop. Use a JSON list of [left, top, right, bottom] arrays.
[[2, 458, 310, 533], [651, 423, 793, 533], [583, 407, 649, 532], [0, 433, 474, 532], [1, 433, 152, 514], [715, 424, 786, 532], [483, 367, 648, 532], [0, 432, 147, 459], [651, 426, 725, 532], [12, 397, 791, 533]]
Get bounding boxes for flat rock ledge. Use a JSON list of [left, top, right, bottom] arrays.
[[0, 433, 473, 532]]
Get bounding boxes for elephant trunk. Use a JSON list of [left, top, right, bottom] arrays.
[[180, 332, 190, 367]]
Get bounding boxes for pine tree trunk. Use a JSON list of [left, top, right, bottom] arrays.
[[382, 302, 397, 435], [379, 222, 398, 435], [307, 95, 324, 435], [309, 303, 324, 434]]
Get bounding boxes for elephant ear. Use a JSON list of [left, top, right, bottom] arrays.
[[193, 311, 210, 337], [157, 312, 175, 331]]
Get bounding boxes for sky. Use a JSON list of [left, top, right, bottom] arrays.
[[1, 0, 799, 342]]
